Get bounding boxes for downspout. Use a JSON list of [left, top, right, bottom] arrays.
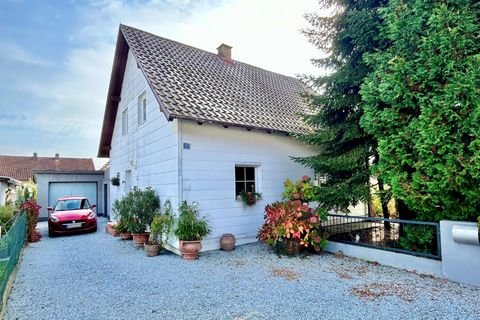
[[177, 119, 184, 206]]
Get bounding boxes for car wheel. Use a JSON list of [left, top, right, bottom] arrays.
[[92, 226, 97, 233]]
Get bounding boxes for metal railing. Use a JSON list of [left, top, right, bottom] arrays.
[[321, 214, 441, 260], [0, 213, 26, 304]]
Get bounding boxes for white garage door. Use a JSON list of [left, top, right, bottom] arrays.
[[48, 182, 97, 207]]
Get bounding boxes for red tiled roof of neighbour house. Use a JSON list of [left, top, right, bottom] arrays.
[[0, 155, 95, 182], [98, 25, 314, 157]]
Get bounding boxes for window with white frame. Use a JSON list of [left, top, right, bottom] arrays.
[[138, 92, 147, 126], [235, 166, 256, 197], [121, 109, 128, 136]]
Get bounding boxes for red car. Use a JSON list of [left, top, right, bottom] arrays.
[[48, 196, 97, 237]]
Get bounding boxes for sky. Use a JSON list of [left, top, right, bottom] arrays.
[[0, 0, 324, 169]]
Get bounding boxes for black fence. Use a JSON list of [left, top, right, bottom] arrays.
[[321, 214, 441, 260]]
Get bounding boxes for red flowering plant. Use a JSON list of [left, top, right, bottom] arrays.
[[239, 190, 262, 206], [282, 176, 318, 203], [257, 200, 327, 254], [20, 199, 42, 242]]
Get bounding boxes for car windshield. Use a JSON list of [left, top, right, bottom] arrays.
[[54, 199, 90, 211]]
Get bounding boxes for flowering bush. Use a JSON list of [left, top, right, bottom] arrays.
[[257, 200, 327, 253], [282, 176, 317, 203], [20, 200, 41, 242]]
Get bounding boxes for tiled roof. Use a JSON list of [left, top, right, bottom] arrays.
[[98, 25, 312, 157], [0, 155, 95, 181]]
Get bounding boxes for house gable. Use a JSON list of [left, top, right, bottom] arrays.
[[98, 24, 313, 158], [108, 50, 180, 213]]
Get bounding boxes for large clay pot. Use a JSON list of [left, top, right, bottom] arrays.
[[180, 240, 202, 260], [132, 233, 150, 248], [220, 233, 236, 251], [120, 232, 132, 240], [144, 241, 160, 257]]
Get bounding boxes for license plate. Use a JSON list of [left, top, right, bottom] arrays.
[[65, 222, 83, 229]]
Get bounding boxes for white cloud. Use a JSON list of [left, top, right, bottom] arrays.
[[0, 41, 52, 66]]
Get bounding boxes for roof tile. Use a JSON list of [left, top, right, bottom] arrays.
[[0, 155, 95, 181], [121, 25, 312, 134]]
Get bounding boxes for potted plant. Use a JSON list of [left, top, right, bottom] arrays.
[[112, 198, 132, 240], [174, 201, 211, 260], [239, 191, 262, 206], [111, 176, 120, 186], [144, 201, 174, 257], [126, 187, 160, 248], [114, 219, 132, 240]]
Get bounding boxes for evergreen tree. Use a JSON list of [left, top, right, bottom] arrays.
[[297, 0, 387, 212], [361, 0, 480, 221]]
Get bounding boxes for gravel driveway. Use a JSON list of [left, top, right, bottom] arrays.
[[5, 219, 480, 320]]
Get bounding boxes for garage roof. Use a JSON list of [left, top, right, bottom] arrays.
[[0, 154, 95, 181]]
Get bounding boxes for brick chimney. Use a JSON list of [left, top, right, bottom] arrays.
[[217, 43, 232, 62], [33, 152, 37, 160]]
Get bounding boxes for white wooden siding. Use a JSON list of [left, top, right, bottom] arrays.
[[109, 50, 179, 219], [180, 120, 316, 251]]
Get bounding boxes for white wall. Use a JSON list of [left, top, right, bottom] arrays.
[[180, 121, 316, 251], [109, 50, 179, 220], [440, 221, 480, 286], [325, 241, 442, 277]]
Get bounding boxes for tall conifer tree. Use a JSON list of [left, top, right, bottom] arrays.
[[298, 0, 386, 213], [361, 0, 480, 221]]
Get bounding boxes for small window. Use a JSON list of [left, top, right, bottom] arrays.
[[121, 109, 128, 136], [138, 92, 147, 126], [235, 166, 256, 197]]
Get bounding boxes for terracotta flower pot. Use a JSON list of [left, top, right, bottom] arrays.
[[132, 233, 150, 248], [220, 233, 236, 251], [120, 232, 132, 240], [180, 240, 202, 260], [144, 241, 160, 257], [106, 223, 119, 237]]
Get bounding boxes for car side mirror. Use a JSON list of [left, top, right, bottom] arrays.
[[47, 207, 53, 212], [91, 204, 97, 209]]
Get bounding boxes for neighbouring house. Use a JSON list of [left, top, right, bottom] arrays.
[[0, 176, 21, 206], [0, 153, 107, 219], [98, 24, 319, 252]]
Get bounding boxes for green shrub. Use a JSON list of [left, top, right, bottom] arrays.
[[150, 211, 173, 247], [174, 201, 210, 241], [113, 187, 160, 234], [399, 225, 435, 255], [0, 205, 14, 233]]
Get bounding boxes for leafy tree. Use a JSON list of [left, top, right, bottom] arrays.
[[361, 0, 480, 221], [297, 0, 387, 213]]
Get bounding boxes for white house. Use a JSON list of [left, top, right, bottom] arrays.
[[0, 176, 21, 206], [98, 25, 318, 252]]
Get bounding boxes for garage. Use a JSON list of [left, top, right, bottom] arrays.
[[48, 182, 97, 208], [34, 170, 107, 220]]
